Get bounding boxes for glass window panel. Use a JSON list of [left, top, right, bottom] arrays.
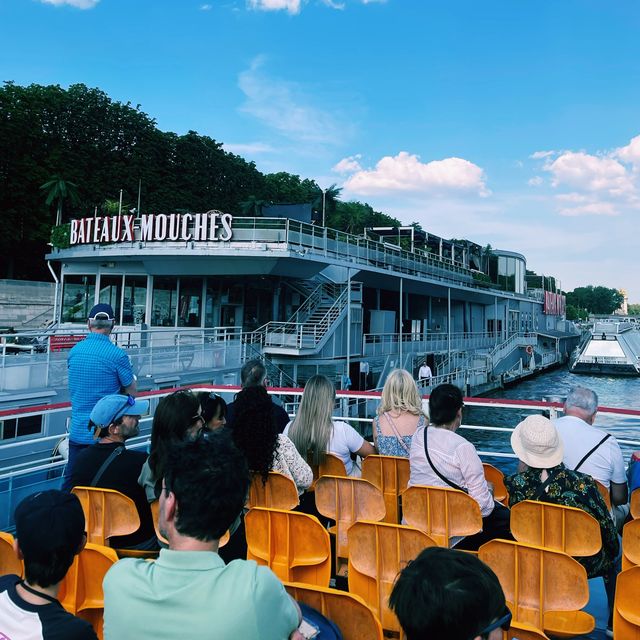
[[205, 279, 217, 327], [99, 275, 123, 323], [178, 278, 203, 327], [61, 275, 96, 323], [123, 276, 148, 325], [151, 277, 178, 327]]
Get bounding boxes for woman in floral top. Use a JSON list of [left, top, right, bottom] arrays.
[[505, 414, 620, 626]]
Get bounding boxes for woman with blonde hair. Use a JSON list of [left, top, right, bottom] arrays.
[[373, 369, 426, 457], [285, 374, 375, 476]]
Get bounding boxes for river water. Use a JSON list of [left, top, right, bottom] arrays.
[[463, 366, 640, 475]]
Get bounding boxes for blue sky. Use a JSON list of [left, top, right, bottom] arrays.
[[2, 0, 640, 302]]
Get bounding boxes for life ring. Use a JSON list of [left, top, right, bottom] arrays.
[[525, 345, 533, 355]]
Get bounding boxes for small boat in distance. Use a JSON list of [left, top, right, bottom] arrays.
[[570, 319, 640, 376]]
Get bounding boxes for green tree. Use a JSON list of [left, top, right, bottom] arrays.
[[566, 286, 624, 315], [627, 303, 640, 316], [239, 195, 270, 216], [40, 175, 80, 226]]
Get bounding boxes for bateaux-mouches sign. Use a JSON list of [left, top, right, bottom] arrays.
[[69, 211, 233, 246]]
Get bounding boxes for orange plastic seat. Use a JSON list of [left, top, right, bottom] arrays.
[[246, 507, 331, 586], [510, 500, 602, 558], [483, 463, 509, 506], [306, 453, 348, 491], [284, 581, 383, 640], [479, 539, 594, 638], [361, 455, 410, 523], [401, 484, 482, 547], [631, 488, 640, 520], [348, 521, 436, 634], [0, 531, 23, 577], [71, 486, 140, 547], [59, 543, 119, 640], [247, 471, 300, 510], [594, 480, 612, 511], [622, 518, 640, 571], [315, 476, 386, 575], [613, 565, 640, 639]]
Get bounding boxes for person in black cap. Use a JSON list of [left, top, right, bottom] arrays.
[[63, 303, 137, 490], [0, 490, 98, 639]]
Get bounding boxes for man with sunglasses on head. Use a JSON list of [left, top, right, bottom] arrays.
[[390, 546, 511, 640], [64, 303, 138, 490], [69, 394, 158, 551]]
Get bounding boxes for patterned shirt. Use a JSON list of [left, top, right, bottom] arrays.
[[505, 464, 619, 578], [375, 414, 425, 458], [271, 434, 314, 494], [67, 333, 135, 444]]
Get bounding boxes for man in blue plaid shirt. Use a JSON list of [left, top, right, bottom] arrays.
[[63, 303, 137, 490]]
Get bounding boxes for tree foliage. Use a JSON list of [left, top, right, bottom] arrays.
[[565, 286, 624, 316], [0, 81, 401, 279]]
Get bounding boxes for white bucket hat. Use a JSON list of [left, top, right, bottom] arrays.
[[511, 414, 564, 468]]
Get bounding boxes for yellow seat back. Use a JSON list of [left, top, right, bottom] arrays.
[[631, 488, 640, 520], [246, 507, 331, 587], [401, 484, 482, 547], [479, 539, 594, 638], [510, 500, 602, 558], [71, 486, 139, 546], [613, 566, 640, 640], [247, 471, 299, 511], [622, 518, 640, 571], [347, 520, 436, 634], [0, 531, 23, 577], [315, 476, 385, 575], [483, 463, 509, 506], [361, 455, 410, 523], [284, 581, 383, 640]]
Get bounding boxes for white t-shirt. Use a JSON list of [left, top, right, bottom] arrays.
[[554, 415, 627, 489], [418, 365, 432, 379], [284, 420, 365, 475]]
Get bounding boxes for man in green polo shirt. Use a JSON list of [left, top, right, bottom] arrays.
[[103, 433, 301, 640]]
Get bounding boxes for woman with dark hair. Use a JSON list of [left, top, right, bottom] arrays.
[[408, 383, 511, 550], [197, 391, 227, 431], [138, 389, 206, 501], [232, 385, 312, 493]]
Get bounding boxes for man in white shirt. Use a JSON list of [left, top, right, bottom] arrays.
[[418, 360, 432, 383], [554, 386, 629, 529]]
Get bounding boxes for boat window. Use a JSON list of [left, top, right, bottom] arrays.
[[151, 277, 178, 327], [205, 280, 218, 327], [99, 275, 123, 323], [0, 414, 42, 440], [61, 275, 96, 323], [178, 277, 203, 327], [123, 276, 148, 325]]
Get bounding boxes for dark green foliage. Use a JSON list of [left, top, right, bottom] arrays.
[[566, 286, 624, 316], [0, 81, 400, 279]]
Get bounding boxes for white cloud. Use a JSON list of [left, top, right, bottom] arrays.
[[248, 0, 301, 14], [200, 3, 213, 10], [332, 155, 362, 174], [557, 202, 618, 217], [342, 151, 490, 197], [530, 150, 556, 160], [39, 0, 99, 7], [528, 176, 543, 187], [223, 142, 275, 155], [238, 57, 349, 145], [545, 151, 635, 197], [322, 0, 345, 8], [615, 134, 640, 171]]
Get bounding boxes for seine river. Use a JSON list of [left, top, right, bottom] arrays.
[[463, 367, 640, 475]]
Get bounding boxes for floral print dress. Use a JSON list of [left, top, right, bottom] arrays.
[[505, 463, 619, 578]]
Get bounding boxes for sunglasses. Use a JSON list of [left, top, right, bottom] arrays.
[[477, 607, 512, 638], [107, 395, 137, 425]]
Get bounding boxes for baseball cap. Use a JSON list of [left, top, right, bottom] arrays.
[[15, 490, 85, 559], [89, 394, 150, 430], [89, 303, 115, 320]]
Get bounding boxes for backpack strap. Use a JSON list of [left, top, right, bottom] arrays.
[[423, 427, 467, 493], [574, 434, 611, 472], [90, 445, 124, 487]]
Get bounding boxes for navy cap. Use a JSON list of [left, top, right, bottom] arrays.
[[15, 490, 85, 560], [90, 394, 150, 429], [89, 303, 115, 320]]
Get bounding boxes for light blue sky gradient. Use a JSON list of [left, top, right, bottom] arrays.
[[2, 0, 640, 301]]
